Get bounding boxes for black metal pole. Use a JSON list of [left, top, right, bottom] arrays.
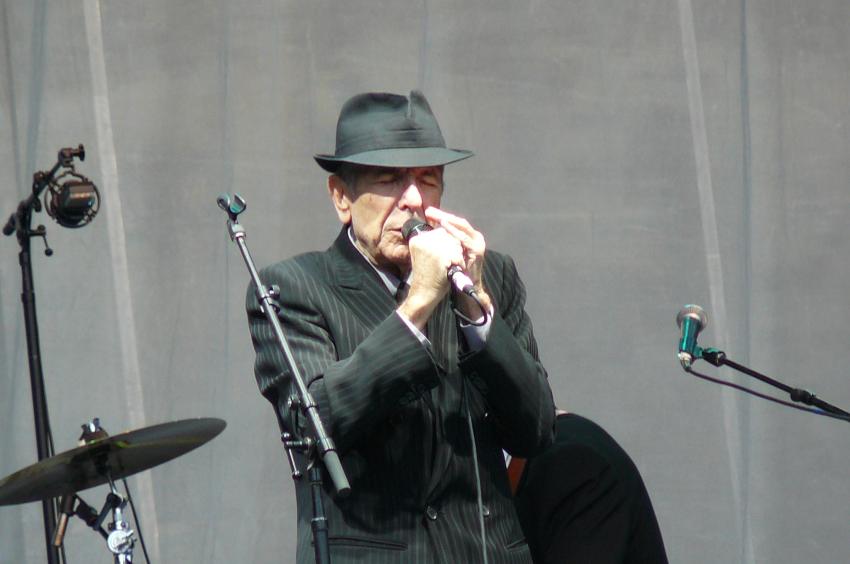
[[701, 348, 850, 418], [4, 155, 76, 564], [16, 209, 61, 564], [219, 195, 350, 497], [218, 192, 351, 564], [309, 465, 331, 564]]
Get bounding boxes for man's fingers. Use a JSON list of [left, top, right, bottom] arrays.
[[440, 221, 470, 242], [425, 207, 483, 252], [425, 207, 473, 232], [412, 227, 464, 265]]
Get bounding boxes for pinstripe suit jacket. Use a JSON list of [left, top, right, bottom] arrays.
[[247, 227, 554, 564]]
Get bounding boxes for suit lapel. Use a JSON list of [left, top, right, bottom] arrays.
[[326, 227, 398, 333]]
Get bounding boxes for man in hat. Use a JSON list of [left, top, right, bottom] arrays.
[[247, 91, 554, 563]]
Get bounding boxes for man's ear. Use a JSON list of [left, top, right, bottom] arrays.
[[328, 175, 352, 224]]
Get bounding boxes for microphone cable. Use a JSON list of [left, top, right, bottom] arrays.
[[403, 215, 491, 559], [121, 478, 152, 564], [451, 285, 489, 327], [460, 376, 490, 564]]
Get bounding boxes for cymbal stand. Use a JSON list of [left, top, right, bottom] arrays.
[[88, 420, 135, 563], [103, 473, 135, 563], [51, 419, 135, 562], [55, 484, 135, 563]]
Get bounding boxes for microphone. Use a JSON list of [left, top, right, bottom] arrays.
[[676, 304, 708, 369], [400, 217, 432, 239], [401, 218, 476, 295], [217, 193, 246, 221], [44, 178, 99, 228]]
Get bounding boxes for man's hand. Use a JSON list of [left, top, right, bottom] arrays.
[[397, 224, 465, 330], [424, 207, 492, 319]]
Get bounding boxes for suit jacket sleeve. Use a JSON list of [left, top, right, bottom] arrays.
[[246, 255, 442, 454], [461, 252, 555, 457]]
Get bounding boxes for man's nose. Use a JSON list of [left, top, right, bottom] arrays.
[[398, 182, 424, 211]]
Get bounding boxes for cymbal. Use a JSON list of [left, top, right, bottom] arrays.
[[0, 418, 226, 506]]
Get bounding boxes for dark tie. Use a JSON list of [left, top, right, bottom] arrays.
[[395, 281, 409, 304], [396, 281, 435, 345]]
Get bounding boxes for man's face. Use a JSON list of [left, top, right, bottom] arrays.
[[329, 165, 444, 274]]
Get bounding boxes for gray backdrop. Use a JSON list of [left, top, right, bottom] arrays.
[[2, 0, 849, 562]]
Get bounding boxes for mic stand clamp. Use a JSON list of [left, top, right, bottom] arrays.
[[104, 484, 135, 564], [280, 430, 307, 481], [218, 193, 351, 564]]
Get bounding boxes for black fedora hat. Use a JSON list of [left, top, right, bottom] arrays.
[[314, 90, 473, 173]]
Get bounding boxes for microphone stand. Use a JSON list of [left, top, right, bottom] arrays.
[[217, 193, 350, 564], [694, 347, 850, 420], [2, 146, 86, 564]]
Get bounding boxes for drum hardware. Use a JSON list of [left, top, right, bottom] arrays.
[[0, 417, 226, 563]]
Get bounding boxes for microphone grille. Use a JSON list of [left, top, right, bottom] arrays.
[[401, 218, 431, 240], [676, 304, 708, 329]]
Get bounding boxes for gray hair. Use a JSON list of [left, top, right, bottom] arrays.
[[333, 163, 367, 192]]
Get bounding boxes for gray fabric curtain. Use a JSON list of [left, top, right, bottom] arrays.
[[2, 1, 848, 562]]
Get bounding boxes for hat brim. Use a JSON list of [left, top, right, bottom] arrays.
[[314, 147, 473, 173]]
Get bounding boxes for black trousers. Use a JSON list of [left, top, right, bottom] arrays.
[[513, 413, 668, 564]]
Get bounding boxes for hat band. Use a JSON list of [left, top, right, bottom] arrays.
[[334, 127, 446, 158]]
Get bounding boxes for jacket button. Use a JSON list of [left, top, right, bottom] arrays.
[[425, 505, 438, 521], [481, 505, 491, 518]]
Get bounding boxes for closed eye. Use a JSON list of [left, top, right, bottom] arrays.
[[376, 173, 402, 184]]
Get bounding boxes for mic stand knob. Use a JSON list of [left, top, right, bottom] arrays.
[[280, 431, 304, 480], [30, 225, 53, 256], [267, 285, 282, 312]]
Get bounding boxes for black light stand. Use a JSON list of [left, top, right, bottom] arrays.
[[217, 193, 350, 564], [3, 145, 98, 564]]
